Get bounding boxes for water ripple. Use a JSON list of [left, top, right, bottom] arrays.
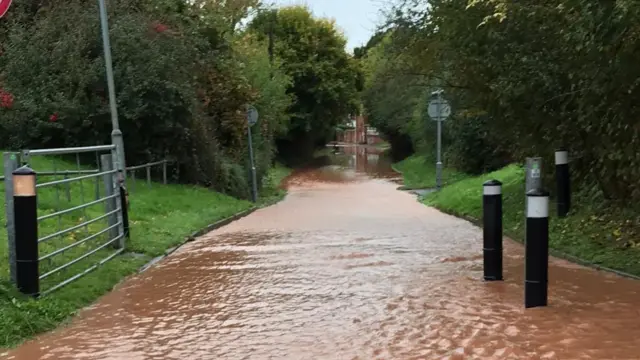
[[6, 152, 640, 359]]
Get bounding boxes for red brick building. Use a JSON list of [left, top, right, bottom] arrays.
[[336, 115, 382, 145]]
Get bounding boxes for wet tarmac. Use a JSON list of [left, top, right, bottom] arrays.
[[5, 145, 640, 359]]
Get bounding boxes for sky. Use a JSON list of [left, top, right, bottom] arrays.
[[269, 0, 384, 52]]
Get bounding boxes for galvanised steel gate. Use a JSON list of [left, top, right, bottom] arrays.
[[3, 145, 126, 296]]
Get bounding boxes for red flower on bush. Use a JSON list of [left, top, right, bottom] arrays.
[[49, 113, 58, 122], [153, 22, 169, 33], [0, 89, 14, 109]]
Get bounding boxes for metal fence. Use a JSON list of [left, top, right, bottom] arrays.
[[2, 160, 172, 195], [126, 160, 170, 193], [2, 147, 175, 296]]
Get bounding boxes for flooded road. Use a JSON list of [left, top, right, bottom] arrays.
[[6, 145, 640, 359]]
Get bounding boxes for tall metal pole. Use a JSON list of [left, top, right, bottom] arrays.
[[435, 93, 443, 190], [98, 0, 126, 175], [247, 126, 258, 203]]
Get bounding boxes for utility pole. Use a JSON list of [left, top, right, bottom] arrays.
[[98, 0, 126, 175]]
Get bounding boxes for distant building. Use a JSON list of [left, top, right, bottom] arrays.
[[336, 115, 382, 144], [336, 114, 382, 145]]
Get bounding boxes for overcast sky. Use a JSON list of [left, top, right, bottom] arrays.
[[268, 0, 384, 52]]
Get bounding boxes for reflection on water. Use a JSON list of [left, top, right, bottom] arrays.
[[283, 145, 399, 188], [6, 148, 640, 359], [330, 144, 397, 179]]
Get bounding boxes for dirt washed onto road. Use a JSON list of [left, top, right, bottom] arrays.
[[5, 146, 640, 359]]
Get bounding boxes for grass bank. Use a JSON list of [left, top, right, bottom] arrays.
[[393, 154, 468, 190], [257, 163, 291, 206], [0, 154, 290, 348], [422, 163, 640, 277]]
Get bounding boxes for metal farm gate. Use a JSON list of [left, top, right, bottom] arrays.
[[3, 145, 126, 297]]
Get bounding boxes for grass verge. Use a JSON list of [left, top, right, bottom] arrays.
[[423, 163, 640, 277], [258, 163, 292, 206], [0, 154, 289, 348], [393, 154, 468, 190]]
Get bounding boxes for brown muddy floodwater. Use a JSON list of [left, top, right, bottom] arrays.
[[5, 145, 640, 359]]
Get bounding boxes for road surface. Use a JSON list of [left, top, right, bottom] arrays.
[[4, 146, 640, 359]]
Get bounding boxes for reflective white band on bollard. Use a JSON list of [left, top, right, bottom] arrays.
[[555, 151, 569, 165], [483, 185, 502, 196], [527, 196, 549, 218]]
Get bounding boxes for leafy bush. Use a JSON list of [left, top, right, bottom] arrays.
[[446, 112, 510, 174], [0, 0, 295, 199], [360, 0, 640, 201]]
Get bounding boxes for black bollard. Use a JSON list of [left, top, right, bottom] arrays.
[[555, 149, 571, 217], [13, 166, 39, 297], [483, 179, 503, 281], [525, 188, 549, 308]]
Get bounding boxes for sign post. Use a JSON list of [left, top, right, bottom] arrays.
[[246, 105, 259, 203], [427, 90, 451, 190], [0, 0, 13, 18]]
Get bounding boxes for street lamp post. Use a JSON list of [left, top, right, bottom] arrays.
[[98, 0, 126, 174]]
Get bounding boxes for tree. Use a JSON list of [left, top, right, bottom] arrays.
[[353, 29, 388, 59], [361, 0, 640, 199], [249, 6, 361, 163], [0, 0, 292, 199]]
